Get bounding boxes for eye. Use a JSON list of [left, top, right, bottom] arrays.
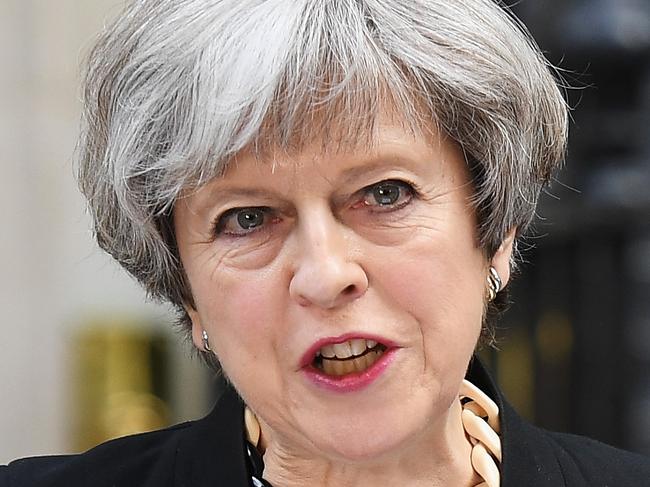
[[213, 207, 276, 237], [359, 180, 415, 210]]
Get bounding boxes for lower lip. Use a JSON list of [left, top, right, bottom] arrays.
[[302, 348, 398, 393]]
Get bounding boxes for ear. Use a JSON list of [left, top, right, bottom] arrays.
[[185, 305, 206, 350], [490, 227, 517, 288]]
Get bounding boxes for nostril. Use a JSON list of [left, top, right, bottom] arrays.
[[342, 284, 357, 295]]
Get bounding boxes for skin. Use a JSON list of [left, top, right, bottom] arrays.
[[174, 123, 515, 486]]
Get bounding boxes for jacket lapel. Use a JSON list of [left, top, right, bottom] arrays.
[[467, 358, 567, 487], [174, 380, 251, 486]]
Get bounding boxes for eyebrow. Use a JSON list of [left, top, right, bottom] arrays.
[[337, 156, 420, 183], [186, 187, 285, 217], [187, 153, 424, 213], [207, 187, 278, 200]]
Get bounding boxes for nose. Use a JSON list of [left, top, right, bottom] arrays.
[[289, 210, 368, 310]]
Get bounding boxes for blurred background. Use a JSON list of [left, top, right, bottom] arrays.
[[489, 0, 650, 457], [0, 0, 214, 463], [1, 0, 649, 465]]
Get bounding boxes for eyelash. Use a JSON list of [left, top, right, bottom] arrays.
[[211, 179, 419, 238], [212, 206, 277, 238], [356, 179, 417, 212]]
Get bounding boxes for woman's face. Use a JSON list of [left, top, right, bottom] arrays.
[[174, 123, 512, 461]]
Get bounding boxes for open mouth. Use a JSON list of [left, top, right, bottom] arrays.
[[312, 338, 388, 376]]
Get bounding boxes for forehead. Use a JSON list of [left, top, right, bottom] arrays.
[[193, 121, 467, 201], [173, 104, 462, 214], [246, 99, 431, 151], [229, 112, 446, 171]]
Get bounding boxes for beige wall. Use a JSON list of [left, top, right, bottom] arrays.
[[0, 1, 209, 464]]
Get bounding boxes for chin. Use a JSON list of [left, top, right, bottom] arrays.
[[303, 398, 434, 464], [317, 430, 413, 464]]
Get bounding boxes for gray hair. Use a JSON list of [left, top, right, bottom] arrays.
[[78, 0, 568, 343]]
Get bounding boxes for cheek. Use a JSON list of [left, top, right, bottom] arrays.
[[384, 233, 484, 299], [194, 268, 286, 368], [376, 234, 486, 345], [389, 261, 483, 330]]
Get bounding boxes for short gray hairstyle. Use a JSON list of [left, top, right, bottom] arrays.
[[78, 0, 568, 345]]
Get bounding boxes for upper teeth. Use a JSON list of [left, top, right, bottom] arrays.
[[318, 339, 378, 359]]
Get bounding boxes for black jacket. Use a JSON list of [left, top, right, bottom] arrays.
[[2, 359, 649, 486]]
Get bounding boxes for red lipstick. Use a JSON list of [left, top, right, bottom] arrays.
[[300, 333, 399, 393]]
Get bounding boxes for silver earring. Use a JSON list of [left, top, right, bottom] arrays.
[[202, 330, 212, 352], [486, 266, 502, 302]]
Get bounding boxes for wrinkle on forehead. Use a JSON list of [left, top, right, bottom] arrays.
[[229, 108, 447, 175], [176, 116, 461, 208]]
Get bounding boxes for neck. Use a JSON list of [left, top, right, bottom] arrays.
[[259, 399, 481, 487]]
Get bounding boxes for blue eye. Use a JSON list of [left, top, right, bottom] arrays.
[[363, 180, 414, 209], [214, 207, 271, 236]]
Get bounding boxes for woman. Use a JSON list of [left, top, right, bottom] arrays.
[[2, 0, 649, 486]]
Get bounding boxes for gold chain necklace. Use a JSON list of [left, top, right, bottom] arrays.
[[245, 379, 501, 487]]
